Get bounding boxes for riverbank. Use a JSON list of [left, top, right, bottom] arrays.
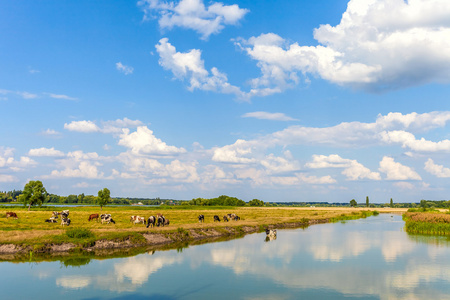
[[0, 207, 399, 254]]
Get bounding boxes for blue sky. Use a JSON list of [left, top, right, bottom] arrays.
[[1, 0, 450, 203]]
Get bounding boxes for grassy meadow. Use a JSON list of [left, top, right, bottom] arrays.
[[404, 209, 450, 235], [0, 205, 391, 249]]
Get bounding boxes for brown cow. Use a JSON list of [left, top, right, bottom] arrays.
[[6, 212, 18, 219], [88, 214, 99, 222]]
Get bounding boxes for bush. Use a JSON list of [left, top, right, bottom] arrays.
[[66, 228, 94, 239]]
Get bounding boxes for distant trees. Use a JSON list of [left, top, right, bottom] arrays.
[[20, 180, 47, 211], [189, 195, 246, 206], [248, 199, 265, 206], [97, 188, 111, 211], [350, 199, 357, 207]]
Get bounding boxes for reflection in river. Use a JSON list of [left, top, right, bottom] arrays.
[[2, 214, 450, 299]]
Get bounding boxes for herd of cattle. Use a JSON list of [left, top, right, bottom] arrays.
[[4, 211, 242, 227]]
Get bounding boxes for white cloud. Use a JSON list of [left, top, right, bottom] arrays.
[[212, 139, 257, 164], [155, 38, 244, 97], [0, 147, 36, 171], [41, 129, 62, 137], [138, 0, 249, 39], [424, 158, 450, 178], [233, 0, 450, 95], [0, 174, 17, 182], [242, 111, 298, 121], [28, 147, 65, 157], [49, 161, 104, 179], [47, 93, 77, 100], [64, 118, 143, 134], [64, 120, 100, 133], [379, 156, 422, 180], [116, 62, 134, 75], [306, 154, 380, 181], [381, 130, 450, 152], [118, 126, 186, 155]]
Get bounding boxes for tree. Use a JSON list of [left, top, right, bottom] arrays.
[[248, 199, 265, 206], [390, 198, 394, 207], [366, 196, 369, 207], [20, 180, 47, 211], [350, 199, 357, 207], [97, 188, 111, 211]]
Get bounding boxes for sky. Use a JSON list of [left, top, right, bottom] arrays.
[[1, 0, 450, 203]]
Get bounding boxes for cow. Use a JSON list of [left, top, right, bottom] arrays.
[[45, 211, 59, 223], [88, 214, 99, 222], [157, 215, 166, 227], [60, 210, 69, 219], [233, 215, 241, 221], [130, 215, 146, 225], [163, 218, 170, 226], [146, 216, 156, 228], [45, 219, 57, 223], [213, 215, 220, 222], [198, 214, 205, 223], [101, 214, 115, 224], [61, 217, 71, 226], [265, 228, 277, 240], [223, 215, 229, 222], [6, 212, 18, 219]]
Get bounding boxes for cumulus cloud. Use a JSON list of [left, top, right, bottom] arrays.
[[380, 130, 450, 152], [306, 154, 381, 181], [0, 147, 36, 171], [64, 118, 143, 134], [116, 62, 134, 75], [242, 111, 298, 121], [0, 174, 17, 182], [424, 158, 450, 178], [379, 156, 422, 180], [138, 0, 249, 39], [64, 120, 100, 133], [155, 38, 244, 97], [118, 126, 186, 156], [232, 0, 450, 96], [28, 147, 65, 157]]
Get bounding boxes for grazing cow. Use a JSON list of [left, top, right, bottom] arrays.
[[223, 215, 229, 222], [45, 219, 57, 223], [61, 210, 69, 219], [88, 214, 99, 222], [146, 216, 156, 228], [45, 211, 58, 223], [101, 214, 115, 224], [198, 214, 205, 223], [163, 218, 170, 226], [61, 217, 71, 226], [130, 215, 146, 225], [213, 215, 220, 222], [233, 215, 241, 221], [265, 228, 277, 238], [6, 212, 18, 219], [157, 215, 166, 227]]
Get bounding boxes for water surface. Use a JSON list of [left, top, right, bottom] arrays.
[[2, 214, 450, 300]]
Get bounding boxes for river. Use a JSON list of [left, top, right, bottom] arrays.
[[1, 214, 450, 299]]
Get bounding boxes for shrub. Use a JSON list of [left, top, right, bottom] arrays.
[[66, 228, 94, 239]]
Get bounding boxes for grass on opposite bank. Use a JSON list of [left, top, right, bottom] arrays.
[[0, 206, 380, 247]]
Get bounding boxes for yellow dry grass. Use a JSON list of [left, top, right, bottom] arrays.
[[0, 206, 403, 243]]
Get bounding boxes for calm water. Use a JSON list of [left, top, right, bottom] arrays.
[[2, 214, 450, 300]]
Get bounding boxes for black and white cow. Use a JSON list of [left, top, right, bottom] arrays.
[[198, 214, 205, 223], [223, 215, 229, 222], [101, 214, 115, 224], [146, 216, 156, 228], [61, 217, 71, 226], [45, 211, 59, 223], [157, 215, 166, 227], [213, 215, 220, 222]]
